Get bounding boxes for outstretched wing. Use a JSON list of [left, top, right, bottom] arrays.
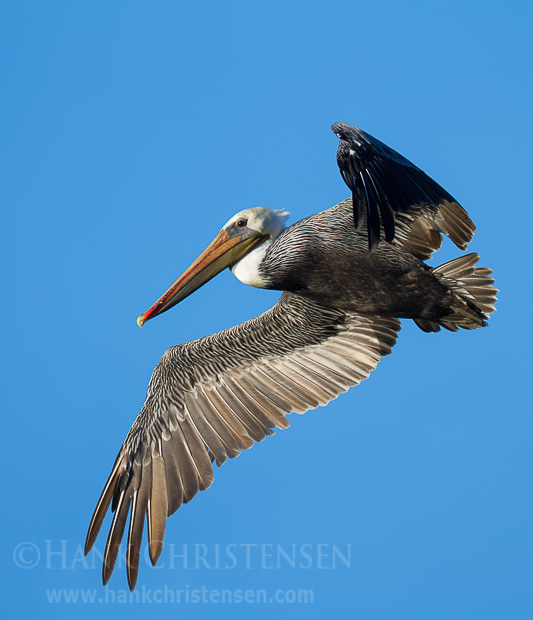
[[331, 122, 463, 251], [85, 292, 400, 590]]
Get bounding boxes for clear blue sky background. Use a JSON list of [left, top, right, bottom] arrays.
[[3, 1, 532, 618]]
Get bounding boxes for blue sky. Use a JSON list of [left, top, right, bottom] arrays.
[[3, 1, 532, 618]]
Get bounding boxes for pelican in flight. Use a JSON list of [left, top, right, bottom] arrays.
[[85, 122, 497, 590]]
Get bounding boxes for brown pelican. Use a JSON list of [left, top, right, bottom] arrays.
[[85, 122, 497, 591]]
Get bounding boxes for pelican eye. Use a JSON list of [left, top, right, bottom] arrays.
[[236, 218, 248, 228]]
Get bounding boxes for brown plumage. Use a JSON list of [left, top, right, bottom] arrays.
[[85, 122, 497, 591]]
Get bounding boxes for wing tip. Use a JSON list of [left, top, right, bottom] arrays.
[[85, 449, 129, 556], [331, 121, 344, 137], [331, 121, 358, 140]]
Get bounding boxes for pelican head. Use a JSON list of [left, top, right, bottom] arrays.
[[137, 207, 290, 326]]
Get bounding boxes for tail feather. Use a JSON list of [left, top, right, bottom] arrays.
[[414, 253, 498, 333]]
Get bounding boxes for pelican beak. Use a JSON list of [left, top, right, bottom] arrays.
[[137, 228, 267, 326]]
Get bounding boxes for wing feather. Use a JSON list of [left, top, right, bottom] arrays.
[[85, 450, 128, 555], [245, 368, 309, 414], [172, 422, 203, 499], [237, 374, 291, 428], [126, 484, 145, 591], [256, 363, 321, 410], [184, 392, 229, 465], [222, 376, 280, 434], [103, 485, 130, 585], [201, 388, 255, 448], [196, 387, 244, 458], [147, 455, 167, 566], [215, 382, 273, 442], [161, 438, 184, 514], [393, 200, 476, 259], [177, 415, 214, 491]]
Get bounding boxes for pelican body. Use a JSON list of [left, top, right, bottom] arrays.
[[244, 201, 480, 324], [85, 123, 497, 591]]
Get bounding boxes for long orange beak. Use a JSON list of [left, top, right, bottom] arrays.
[[137, 228, 266, 327]]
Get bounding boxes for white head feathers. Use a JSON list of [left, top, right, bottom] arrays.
[[225, 207, 290, 288], [223, 207, 290, 239]]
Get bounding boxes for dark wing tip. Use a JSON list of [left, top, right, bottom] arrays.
[[331, 121, 357, 140], [331, 121, 345, 137]]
